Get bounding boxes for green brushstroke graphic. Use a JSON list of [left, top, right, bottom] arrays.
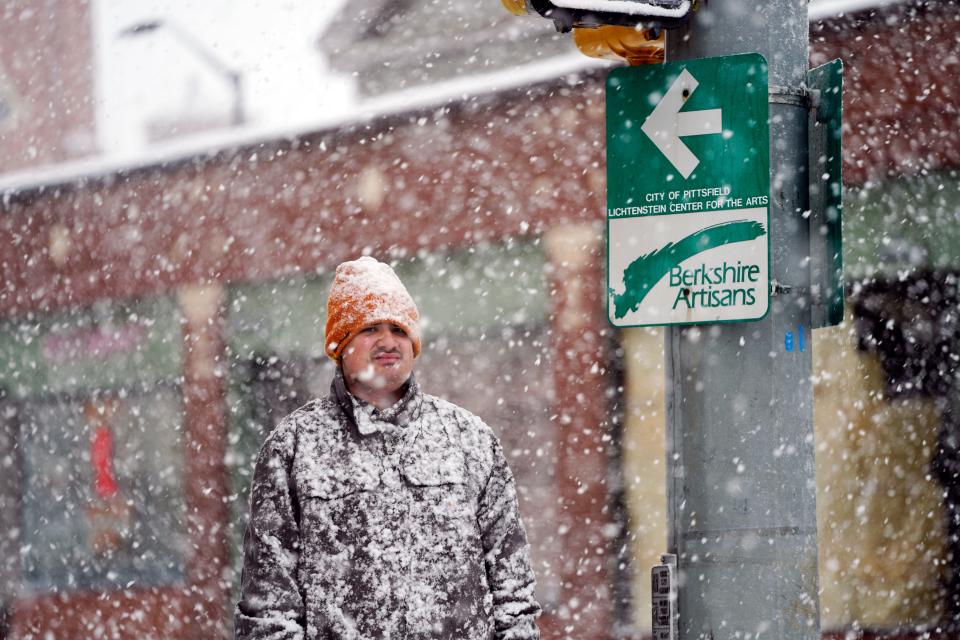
[[611, 219, 766, 319]]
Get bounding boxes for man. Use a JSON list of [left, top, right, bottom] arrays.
[[236, 256, 541, 639]]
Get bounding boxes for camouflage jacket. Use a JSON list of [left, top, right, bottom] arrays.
[[235, 372, 541, 639]]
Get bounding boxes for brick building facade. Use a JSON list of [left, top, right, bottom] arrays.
[[0, 0, 97, 174], [0, 0, 958, 638]]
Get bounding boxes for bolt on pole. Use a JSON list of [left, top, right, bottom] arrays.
[[664, 1, 820, 639]]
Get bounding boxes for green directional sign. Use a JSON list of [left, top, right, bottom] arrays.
[[807, 58, 844, 329], [606, 53, 770, 327]]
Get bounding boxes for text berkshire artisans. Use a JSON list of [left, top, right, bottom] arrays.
[[670, 260, 761, 310]]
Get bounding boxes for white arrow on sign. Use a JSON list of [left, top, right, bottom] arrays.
[[641, 68, 722, 179]]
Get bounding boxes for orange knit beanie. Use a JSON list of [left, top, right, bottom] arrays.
[[324, 256, 421, 360]]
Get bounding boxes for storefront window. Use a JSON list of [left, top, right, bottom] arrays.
[[0, 297, 188, 592]]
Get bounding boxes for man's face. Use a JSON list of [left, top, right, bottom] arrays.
[[340, 322, 416, 397]]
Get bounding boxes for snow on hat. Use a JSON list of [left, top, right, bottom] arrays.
[[324, 256, 421, 360]]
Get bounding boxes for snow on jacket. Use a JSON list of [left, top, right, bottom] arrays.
[[235, 371, 541, 639]]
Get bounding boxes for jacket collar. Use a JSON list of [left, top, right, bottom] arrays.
[[332, 367, 422, 436]]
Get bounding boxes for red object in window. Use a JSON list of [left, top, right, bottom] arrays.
[[91, 425, 118, 499]]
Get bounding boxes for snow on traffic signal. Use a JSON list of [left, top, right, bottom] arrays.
[[501, 0, 693, 32]]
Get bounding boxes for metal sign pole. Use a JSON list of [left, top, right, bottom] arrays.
[[665, 1, 821, 639]]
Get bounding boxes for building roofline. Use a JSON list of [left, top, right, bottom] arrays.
[[808, 0, 908, 22], [0, 0, 911, 199], [0, 53, 607, 199]]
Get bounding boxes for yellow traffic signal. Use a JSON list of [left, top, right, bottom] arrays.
[[573, 25, 664, 65], [500, 0, 530, 15]]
